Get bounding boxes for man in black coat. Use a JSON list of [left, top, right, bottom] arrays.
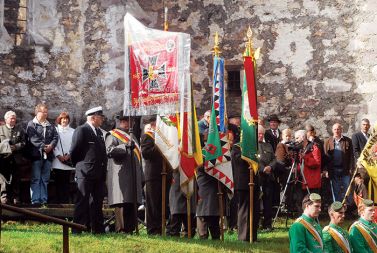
[[263, 114, 281, 211], [352, 118, 370, 160], [264, 114, 281, 152], [70, 106, 107, 234], [140, 116, 171, 235]]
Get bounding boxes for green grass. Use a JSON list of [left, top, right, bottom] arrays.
[[0, 219, 293, 253]]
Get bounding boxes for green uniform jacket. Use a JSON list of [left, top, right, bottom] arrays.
[[289, 214, 323, 253], [349, 218, 377, 253], [323, 223, 352, 253]]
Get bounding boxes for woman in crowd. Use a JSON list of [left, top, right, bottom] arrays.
[[52, 112, 75, 204]]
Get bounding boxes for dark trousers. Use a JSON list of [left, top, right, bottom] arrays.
[[145, 180, 162, 235], [197, 216, 220, 240], [167, 213, 196, 237], [73, 178, 105, 234], [237, 188, 260, 242], [228, 192, 238, 230], [54, 169, 72, 204], [113, 203, 136, 233], [262, 183, 273, 228], [0, 156, 20, 203]]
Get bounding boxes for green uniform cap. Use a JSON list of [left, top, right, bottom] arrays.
[[309, 193, 321, 202], [362, 199, 374, 207], [329, 201, 344, 212]]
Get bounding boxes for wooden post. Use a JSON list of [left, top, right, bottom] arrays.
[[186, 183, 192, 239], [217, 182, 224, 241], [63, 225, 69, 253], [342, 166, 359, 205], [0, 205, 2, 245], [161, 160, 167, 236], [249, 171, 254, 243]]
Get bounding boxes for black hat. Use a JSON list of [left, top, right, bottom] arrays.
[[267, 114, 281, 123], [143, 115, 156, 124], [116, 115, 129, 121]]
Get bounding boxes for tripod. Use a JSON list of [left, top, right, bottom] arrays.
[[272, 152, 310, 228]]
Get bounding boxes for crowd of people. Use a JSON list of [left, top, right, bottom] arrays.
[[0, 103, 376, 250]]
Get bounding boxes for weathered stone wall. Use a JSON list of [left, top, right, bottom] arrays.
[[0, 0, 376, 137]]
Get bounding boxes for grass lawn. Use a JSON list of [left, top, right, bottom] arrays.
[[1, 216, 355, 252], [0, 218, 294, 253]]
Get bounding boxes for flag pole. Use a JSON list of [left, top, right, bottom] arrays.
[[186, 183, 192, 239], [161, 159, 167, 236], [217, 182, 225, 241], [243, 27, 257, 244], [160, 5, 169, 236], [126, 32, 139, 235], [212, 32, 225, 241]]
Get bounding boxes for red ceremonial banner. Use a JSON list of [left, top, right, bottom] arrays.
[[129, 36, 179, 108]]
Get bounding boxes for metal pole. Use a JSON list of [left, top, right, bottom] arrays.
[[217, 182, 224, 241], [161, 160, 167, 236]]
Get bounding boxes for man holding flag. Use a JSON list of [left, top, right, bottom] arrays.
[[234, 27, 260, 242]]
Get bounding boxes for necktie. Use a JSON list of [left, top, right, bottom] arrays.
[[273, 130, 277, 137], [95, 128, 102, 140]]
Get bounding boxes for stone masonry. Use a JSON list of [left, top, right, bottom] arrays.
[[1, 0, 377, 137]]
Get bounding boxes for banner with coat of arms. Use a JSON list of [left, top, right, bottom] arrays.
[[359, 122, 377, 203], [123, 13, 191, 116]]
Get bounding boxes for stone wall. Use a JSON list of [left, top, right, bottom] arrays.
[[0, 0, 376, 137]]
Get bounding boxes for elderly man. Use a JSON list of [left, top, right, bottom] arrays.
[[323, 201, 351, 253], [105, 115, 143, 233], [324, 123, 354, 202], [289, 193, 323, 252], [70, 106, 107, 234], [349, 199, 377, 252], [198, 110, 211, 147], [0, 111, 25, 204], [295, 130, 322, 194], [26, 103, 59, 206]]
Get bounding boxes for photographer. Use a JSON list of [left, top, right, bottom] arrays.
[[294, 130, 322, 194], [52, 112, 75, 204]]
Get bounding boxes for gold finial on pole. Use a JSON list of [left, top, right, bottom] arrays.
[[164, 6, 168, 31], [212, 32, 221, 57], [244, 26, 254, 58]]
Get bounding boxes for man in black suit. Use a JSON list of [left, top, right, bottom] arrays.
[[264, 114, 281, 153], [263, 114, 281, 210], [70, 106, 107, 234], [352, 118, 370, 160], [353, 118, 371, 185]]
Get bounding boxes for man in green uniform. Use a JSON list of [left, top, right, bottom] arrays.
[[349, 199, 377, 252], [289, 193, 323, 252], [323, 201, 351, 252]]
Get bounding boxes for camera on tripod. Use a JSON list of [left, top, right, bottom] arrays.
[[285, 141, 303, 152]]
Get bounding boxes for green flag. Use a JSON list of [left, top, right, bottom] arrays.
[[241, 49, 258, 173]]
